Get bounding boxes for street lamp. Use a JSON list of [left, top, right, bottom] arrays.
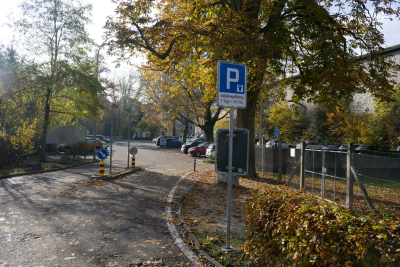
[[110, 103, 119, 174], [126, 109, 131, 169]]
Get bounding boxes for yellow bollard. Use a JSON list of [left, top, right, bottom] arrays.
[[132, 156, 135, 168], [99, 161, 105, 176]]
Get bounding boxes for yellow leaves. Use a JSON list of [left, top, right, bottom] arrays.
[[268, 102, 300, 143], [9, 119, 37, 156]]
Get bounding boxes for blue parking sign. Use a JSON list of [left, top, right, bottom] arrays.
[[217, 61, 247, 108], [97, 149, 108, 160], [275, 127, 279, 137]]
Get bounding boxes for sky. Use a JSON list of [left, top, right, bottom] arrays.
[[0, 0, 145, 77], [1, 0, 400, 73]]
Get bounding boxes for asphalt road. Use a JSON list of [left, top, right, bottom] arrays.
[[0, 140, 213, 266]]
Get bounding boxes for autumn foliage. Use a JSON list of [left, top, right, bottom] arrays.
[[245, 188, 400, 266]]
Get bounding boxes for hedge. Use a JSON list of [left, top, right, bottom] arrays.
[[244, 187, 400, 266]]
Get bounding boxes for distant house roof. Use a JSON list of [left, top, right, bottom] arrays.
[[289, 44, 400, 80]]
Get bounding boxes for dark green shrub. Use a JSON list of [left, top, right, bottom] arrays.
[[0, 131, 20, 168], [244, 188, 400, 266]]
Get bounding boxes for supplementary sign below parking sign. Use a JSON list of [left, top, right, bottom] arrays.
[[217, 60, 247, 108]]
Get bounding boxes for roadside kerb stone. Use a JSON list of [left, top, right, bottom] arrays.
[[169, 177, 224, 267], [90, 167, 142, 181], [177, 204, 224, 267]]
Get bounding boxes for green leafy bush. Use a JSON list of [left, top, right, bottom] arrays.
[[0, 131, 19, 168], [244, 188, 400, 266]]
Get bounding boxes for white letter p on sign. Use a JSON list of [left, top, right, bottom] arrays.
[[227, 68, 239, 89]]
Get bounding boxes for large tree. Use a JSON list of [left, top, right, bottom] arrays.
[[140, 57, 228, 142], [10, 0, 104, 162], [106, 0, 400, 177]]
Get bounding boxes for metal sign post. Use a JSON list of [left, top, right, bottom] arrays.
[[110, 103, 119, 174], [217, 60, 247, 252], [129, 147, 138, 169], [225, 108, 234, 251], [126, 109, 131, 169]]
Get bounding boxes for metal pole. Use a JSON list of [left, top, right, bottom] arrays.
[[224, 108, 235, 251], [127, 110, 131, 169], [278, 139, 282, 182], [322, 150, 325, 199], [259, 97, 263, 147], [300, 142, 306, 189], [93, 124, 97, 160], [346, 143, 354, 209], [110, 104, 114, 174], [261, 136, 265, 173]]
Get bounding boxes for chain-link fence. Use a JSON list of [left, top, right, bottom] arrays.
[[255, 145, 400, 213], [352, 152, 400, 211]]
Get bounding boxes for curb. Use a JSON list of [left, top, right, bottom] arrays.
[[90, 167, 142, 181], [177, 203, 224, 267], [172, 179, 224, 267], [0, 160, 100, 180]]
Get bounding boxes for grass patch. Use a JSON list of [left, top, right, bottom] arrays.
[[0, 168, 32, 176], [193, 231, 252, 267], [0, 158, 94, 177], [203, 157, 215, 163]]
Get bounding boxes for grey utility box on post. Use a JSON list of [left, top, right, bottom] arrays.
[[215, 128, 249, 175]]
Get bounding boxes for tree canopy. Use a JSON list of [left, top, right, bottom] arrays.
[[106, 0, 400, 176], [7, 0, 105, 161]]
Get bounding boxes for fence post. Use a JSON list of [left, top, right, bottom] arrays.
[[261, 137, 265, 174], [346, 143, 354, 209], [300, 142, 306, 189], [278, 139, 282, 182], [321, 150, 326, 199]]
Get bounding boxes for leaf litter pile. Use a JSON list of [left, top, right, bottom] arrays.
[[180, 170, 282, 266]]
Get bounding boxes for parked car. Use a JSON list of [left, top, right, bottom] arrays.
[[181, 141, 203, 154], [155, 136, 184, 147], [255, 139, 269, 147], [192, 137, 206, 142], [266, 140, 294, 149], [322, 145, 340, 151], [155, 136, 162, 146], [87, 138, 107, 149], [186, 136, 196, 142], [59, 138, 104, 154], [189, 142, 212, 157], [338, 144, 360, 152], [165, 138, 185, 147], [206, 143, 216, 158], [296, 141, 314, 149], [87, 134, 110, 144], [152, 138, 157, 145], [356, 145, 384, 151], [307, 144, 325, 150]]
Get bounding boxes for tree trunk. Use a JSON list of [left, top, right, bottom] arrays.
[[182, 120, 188, 143], [39, 86, 51, 162], [172, 119, 176, 136], [202, 122, 214, 142]]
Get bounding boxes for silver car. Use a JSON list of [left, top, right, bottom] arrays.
[[296, 141, 314, 149], [206, 143, 215, 158], [265, 140, 294, 149]]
